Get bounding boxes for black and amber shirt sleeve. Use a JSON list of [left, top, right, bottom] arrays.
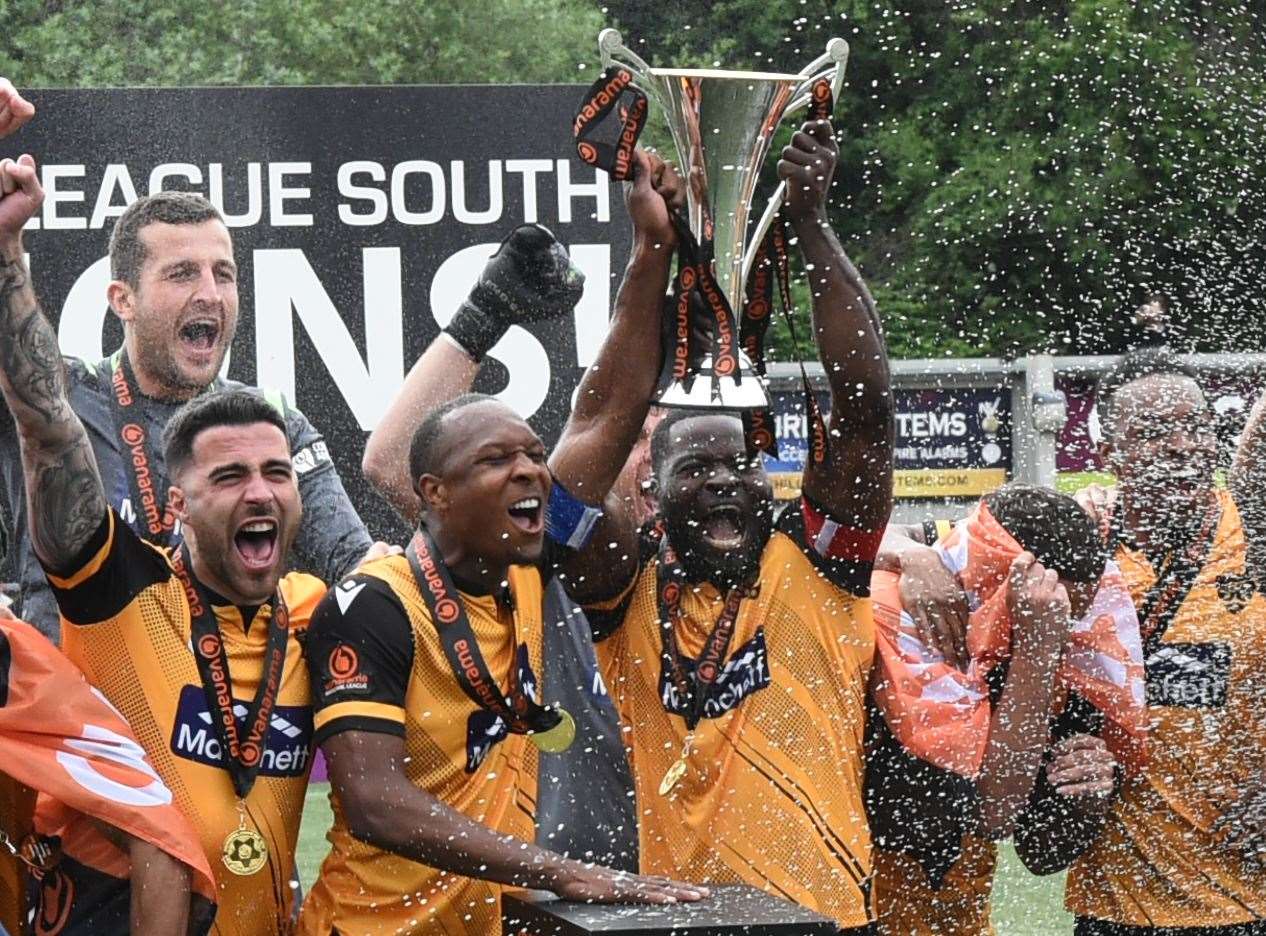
[[40, 508, 172, 627], [306, 574, 415, 747], [777, 494, 885, 597]]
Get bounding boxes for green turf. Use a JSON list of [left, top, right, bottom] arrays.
[[297, 784, 334, 884], [297, 784, 1072, 935]]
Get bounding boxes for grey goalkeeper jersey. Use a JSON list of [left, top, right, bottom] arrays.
[[0, 353, 373, 641]]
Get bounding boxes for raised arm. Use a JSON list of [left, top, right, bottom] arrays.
[[548, 151, 682, 603], [975, 554, 1074, 837], [363, 338, 478, 525], [780, 120, 894, 531], [362, 225, 581, 525], [0, 153, 107, 573]]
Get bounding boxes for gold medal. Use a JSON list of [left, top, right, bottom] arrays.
[[658, 734, 694, 797], [222, 808, 268, 876], [659, 756, 688, 796], [529, 707, 576, 753]]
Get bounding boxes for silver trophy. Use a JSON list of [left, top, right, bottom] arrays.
[[597, 29, 849, 410]]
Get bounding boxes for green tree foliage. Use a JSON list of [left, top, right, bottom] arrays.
[[4, 0, 1264, 358], [0, 0, 603, 86], [605, 0, 1266, 358]]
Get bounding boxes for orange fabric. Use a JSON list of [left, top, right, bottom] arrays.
[[871, 501, 1147, 778], [0, 617, 215, 914], [873, 835, 996, 936]]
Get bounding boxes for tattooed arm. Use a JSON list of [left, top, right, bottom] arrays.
[[0, 153, 107, 573]]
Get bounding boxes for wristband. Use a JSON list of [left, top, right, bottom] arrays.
[[546, 480, 603, 550], [443, 300, 506, 363]]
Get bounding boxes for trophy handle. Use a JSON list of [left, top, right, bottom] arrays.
[[598, 29, 661, 99], [739, 38, 850, 291]]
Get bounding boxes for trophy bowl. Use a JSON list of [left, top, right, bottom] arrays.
[[596, 29, 849, 410]]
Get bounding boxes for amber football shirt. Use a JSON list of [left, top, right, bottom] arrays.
[[297, 554, 547, 936], [45, 508, 325, 936], [1067, 490, 1266, 926], [589, 501, 878, 930]]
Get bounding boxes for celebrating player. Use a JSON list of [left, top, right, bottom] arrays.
[[0, 150, 327, 933], [543, 121, 891, 929], [866, 484, 1145, 934], [1068, 349, 1266, 933], [0, 78, 378, 643], [297, 223, 705, 934]]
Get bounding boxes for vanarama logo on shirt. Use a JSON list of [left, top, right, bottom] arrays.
[[169, 684, 312, 777], [658, 628, 771, 718], [465, 644, 539, 773]]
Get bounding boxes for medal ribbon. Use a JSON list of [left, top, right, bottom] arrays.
[[176, 547, 289, 800], [405, 527, 561, 736], [573, 72, 744, 403], [573, 66, 648, 184], [739, 77, 837, 464], [654, 536, 752, 730], [1121, 498, 1222, 655], [108, 353, 177, 546]]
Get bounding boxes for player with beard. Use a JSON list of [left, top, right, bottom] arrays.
[[0, 79, 377, 643], [1, 140, 328, 935], [1068, 348, 1266, 933], [552, 120, 892, 930]]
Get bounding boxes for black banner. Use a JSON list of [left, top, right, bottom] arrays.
[[0, 86, 632, 540]]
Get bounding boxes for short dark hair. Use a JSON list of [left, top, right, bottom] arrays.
[[109, 192, 225, 287], [650, 410, 743, 478], [1096, 347, 1201, 443], [408, 393, 498, 491], [982, 483, 1107, 584], [163, 389, 288, 477]]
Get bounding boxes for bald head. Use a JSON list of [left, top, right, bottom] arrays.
[[408, 394, 518, 488], [1103, 372, 1207, 447]]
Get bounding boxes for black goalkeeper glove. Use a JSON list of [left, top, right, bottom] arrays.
[[444, 223, 585, 362]]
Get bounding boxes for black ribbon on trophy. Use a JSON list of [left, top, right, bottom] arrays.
[[574, 69, 834, 468]]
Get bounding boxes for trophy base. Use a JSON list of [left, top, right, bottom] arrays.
[[652, 353, 770, 411], [502, 883, 839, 934]]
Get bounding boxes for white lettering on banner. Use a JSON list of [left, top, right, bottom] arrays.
[[58, 255, 111, 360], [90, 164, 139, 229], [254, 247, 404, 427], [390, 160, 445, 225], [149, 162, 204, 194], [18, 161, 612, 231], [41, 164, 88, 231], [569, 243, 611, 368], [555, 159, 609, 224], [896, 411, 969, 439], [450, 160, 503, 224], [337, 161, 389, 226], [209, 162, 264, 227], [505, 159, 554, 223], [58, 723, 172, 808], [268, 162, 314, 227], [429, 243, 550, 419], [51, 243, 614, 429]]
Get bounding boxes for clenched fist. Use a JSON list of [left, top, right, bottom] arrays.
[[0, 80, 35, 140]]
